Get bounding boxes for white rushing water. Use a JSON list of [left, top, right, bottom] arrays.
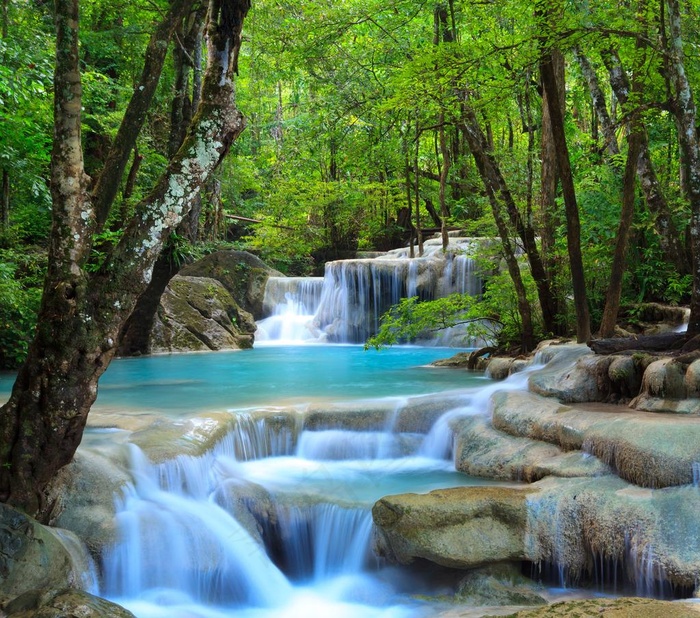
[[97, 360, 545, 618], [256, 237, 484, 345]]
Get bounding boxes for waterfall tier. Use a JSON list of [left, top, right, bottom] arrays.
[[256, 237, 483, 344]]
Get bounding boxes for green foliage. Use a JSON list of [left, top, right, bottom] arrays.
[[366, 257, 543, 351], [0, 249, 44, 369]]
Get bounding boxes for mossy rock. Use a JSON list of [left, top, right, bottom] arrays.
[[456, 564, 547, 606], [180, 250, 282, 318], [150, 275, 255, 353], [4, 588, 136, 617]]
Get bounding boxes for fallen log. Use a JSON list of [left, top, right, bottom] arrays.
[[588, 332, 690, 355]]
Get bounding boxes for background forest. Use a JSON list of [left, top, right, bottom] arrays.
[[1, 0, 699, 367]]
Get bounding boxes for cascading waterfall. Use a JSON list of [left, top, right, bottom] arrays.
[[256, 237, 484, 344], [97, 360, 537, 618]]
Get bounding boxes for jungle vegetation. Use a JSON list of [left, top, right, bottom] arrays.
[[1, 0, 700, 513]]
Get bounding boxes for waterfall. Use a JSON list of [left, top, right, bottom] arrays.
[[256, 277, 324, 342], [102, 445, 292, 608], [264, 503, 373, 582], [256, 237, 484, 345]]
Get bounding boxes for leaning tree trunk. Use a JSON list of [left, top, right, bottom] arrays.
[[602, 47, 691, 276], [0, 0, 251, 518], [461, 103, 559, 337], [461, 112, 535, 351]]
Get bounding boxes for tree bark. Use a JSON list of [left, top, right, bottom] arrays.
[[539, 48, 565, 279], [438, 113, 451, 251], [461, 111, 535, 351], [540, 50, 591, 343], [599, 130, 643, 337], [0, 0, 251, 517], [574, 47, 619, 157], [91, 0, 193, 229], [664, 0, 700, 333]]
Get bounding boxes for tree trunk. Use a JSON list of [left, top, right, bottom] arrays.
[[602, 47, 691, 276], [539, 48, 565, 279], [461, 111, 535, 351], [461, 104, 559, 336], [438, 112, 451, 251], [664, 0, 700, 334], [574, 47, 619, 157], [599, 129, 643, 337], [540, 50, 591, 343], [0, 0, 251, 517], [0, 169, 8, 230], [116, 250, 183, 356], [91, 0, 193, 229]]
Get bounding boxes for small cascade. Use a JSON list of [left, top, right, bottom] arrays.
[[420, 366, 542, 459], [102, 445, 292, 608], [256, 277, 324, 342], [264, 503, 373, 582], [256, 237, 484, 344], [296, 429, 411, 460], [228, 411, 298, 461]]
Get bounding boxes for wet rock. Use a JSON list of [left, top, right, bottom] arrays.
[[0, 505, 94, 605], [525, 477, 700, 590], [507, 597, 699, 617], [529, 353, 615, 403], [453, 415, 608, 483], [47, 450, 131, 554], [150, 275, 255, 353], [631, 358, 700, 414], [455, 564, 546, 606], [180, 250, 282, 319], [373, 477, 700, 592], [372, 485, 537, 569], [3, 588, 135, 617], [489, 390, 700, 488]]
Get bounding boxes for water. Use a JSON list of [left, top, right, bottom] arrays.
[[256, 237, 484, 345], [82, 345, 500, 618], [87, 346, 487, 415]]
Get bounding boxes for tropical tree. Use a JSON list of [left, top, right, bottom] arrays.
[[0, 0, 251, 517]]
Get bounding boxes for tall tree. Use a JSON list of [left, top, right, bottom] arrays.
[[664, 0, 700, 334], [0, 0, 251, 517]]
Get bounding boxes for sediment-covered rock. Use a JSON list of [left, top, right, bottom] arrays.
[[453, 415, 609, 482], [455, 564, 547, 607], [506, 597, 700, 617], [372, 486, 538, 569], [372, 477, 700, 591], [490, 390, 700, 488], [0, 505, 95, 605]]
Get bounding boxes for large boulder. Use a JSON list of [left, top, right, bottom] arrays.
[[47, 450, 131, 555], [0, 505, 95, 606], [180, 250, 282, 319], [150, 275, 255, 353], [372, 477, 700, 591], [372, 485, 538, 569]]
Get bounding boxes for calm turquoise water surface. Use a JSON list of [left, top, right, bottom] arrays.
[[0, 345, 486, 413]]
